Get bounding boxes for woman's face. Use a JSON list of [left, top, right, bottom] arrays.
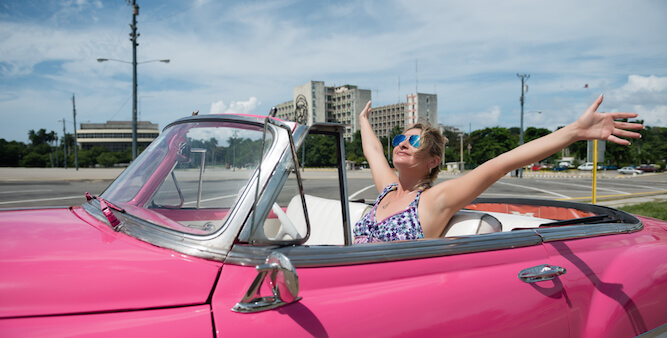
[[392, 129, 430, 171]]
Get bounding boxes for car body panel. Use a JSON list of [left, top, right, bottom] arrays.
[[0, 305, 213, 338], [544, 215, 667, 337], [0, 207, 221, 318], [213, 245, 570, 337]]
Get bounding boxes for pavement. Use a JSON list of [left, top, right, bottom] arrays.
[[1, 167, 665, 208]]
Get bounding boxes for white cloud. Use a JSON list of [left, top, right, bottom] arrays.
[[604, 75, 667, 126], [209, 97, 261, 114]]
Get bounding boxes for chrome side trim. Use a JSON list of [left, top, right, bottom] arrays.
[[636, 322, 667, 337], [226, 231, 543, 267], [536, 222, 643, 242]]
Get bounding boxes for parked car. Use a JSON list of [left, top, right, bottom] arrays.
[[577, 162, 603, 171], [638, 164, 657, 173], [618, 166, 644, 175], [1, 112, 666, 337], [603, 165, 618, 170]]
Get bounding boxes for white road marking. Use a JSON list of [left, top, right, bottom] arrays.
[[183, 194, 237, 205], [0, 189, 52, 194], [537, 181, 629, 194], [495, 181, 571, 199], [349, 185, 376, 200], [0, 196, 82, 205], [602, 181, 665, 190]]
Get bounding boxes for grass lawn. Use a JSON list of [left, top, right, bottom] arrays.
[[619, 200, 667, 221]]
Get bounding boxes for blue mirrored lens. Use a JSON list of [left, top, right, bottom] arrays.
[[392, 135, 405, 147], [392, 134, 420, 147], [408, 135, 420, 147]]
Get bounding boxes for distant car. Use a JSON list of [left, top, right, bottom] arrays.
[[603, 165, 618, 170], [577, 162, 602, 171], [531, 164, 543, 171], [618, 167, 643, 175], [638, 164, 656, 173]]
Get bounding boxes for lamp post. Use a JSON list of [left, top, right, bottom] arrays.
[[97, 58, 169, 160]]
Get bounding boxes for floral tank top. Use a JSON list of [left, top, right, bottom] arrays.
[[353, 183, 424, 243]]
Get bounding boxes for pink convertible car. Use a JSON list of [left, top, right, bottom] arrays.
[[1, 112, 666, 337]]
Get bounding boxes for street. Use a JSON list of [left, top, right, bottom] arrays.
[[1, 168, 665, 209]]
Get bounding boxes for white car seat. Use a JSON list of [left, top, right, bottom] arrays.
[[441, 210, 503, 237], [285, 194, 372, 245]]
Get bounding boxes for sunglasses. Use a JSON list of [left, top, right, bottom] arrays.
[[392, 134, 421, 148]]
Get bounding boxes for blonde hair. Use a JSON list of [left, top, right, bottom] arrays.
[[405, 122, 448, 189]]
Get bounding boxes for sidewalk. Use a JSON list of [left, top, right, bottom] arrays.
[[0, 167, 125, 182]]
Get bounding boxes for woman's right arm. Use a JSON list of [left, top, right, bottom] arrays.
[[359, 101, 397, 193]]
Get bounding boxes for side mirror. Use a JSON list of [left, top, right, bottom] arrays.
[[232, 252, 301, 313]]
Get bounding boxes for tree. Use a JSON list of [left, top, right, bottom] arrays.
[[468, 127, 516, 166], [0, 139, 27, 167], [300, 134, 337, 167], [97, 152, 118, 168]]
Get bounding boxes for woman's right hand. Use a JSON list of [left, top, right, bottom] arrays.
[[359, 101, 372, 120]]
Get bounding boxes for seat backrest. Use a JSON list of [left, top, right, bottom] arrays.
[[285, 194, 372, 245], [441, 210, 502, 237]]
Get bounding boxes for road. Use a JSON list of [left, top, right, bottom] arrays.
[[1, 168, 665, 209]]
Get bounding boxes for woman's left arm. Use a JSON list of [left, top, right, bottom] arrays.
[[422, 94, 643, 235]]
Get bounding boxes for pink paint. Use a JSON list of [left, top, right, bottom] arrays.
[[0, 305, 213, 337], [0, 207, 221, 319]]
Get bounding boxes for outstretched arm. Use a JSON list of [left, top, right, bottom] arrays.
[[422, 94, 643, 236], [359, 101, 398, 193]]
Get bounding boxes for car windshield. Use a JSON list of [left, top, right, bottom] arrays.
[[101, 121, 272, 235]]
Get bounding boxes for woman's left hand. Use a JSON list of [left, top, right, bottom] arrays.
[[576, 94, 644, 145]]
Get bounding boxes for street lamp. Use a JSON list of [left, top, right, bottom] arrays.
[[97, 58, 169, 160]]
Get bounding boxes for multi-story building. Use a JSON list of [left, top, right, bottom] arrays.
[[275, 81, 371, 140], [77, 121, 159, 152], [275, 81, 437, 141]]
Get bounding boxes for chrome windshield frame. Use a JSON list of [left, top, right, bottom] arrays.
[[89, 114, 298, 261]]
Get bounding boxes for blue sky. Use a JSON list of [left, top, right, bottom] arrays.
[[1, 0, 666, 143]]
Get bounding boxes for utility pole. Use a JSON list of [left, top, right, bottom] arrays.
[[72, 94, 79, 170], [517, 73, 530, 178], [459, 133, 464, 172], [130, 0, 139, 160], [59, 118, 68, 169]]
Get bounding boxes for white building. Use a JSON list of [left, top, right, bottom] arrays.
[[275, 81, 438, 141], [77, 121, 159, 152]]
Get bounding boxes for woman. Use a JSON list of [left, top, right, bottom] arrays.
[[353, 95, 643, 243]]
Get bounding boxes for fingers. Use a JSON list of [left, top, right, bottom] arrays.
[[588, 94, 604, 112], [612, 128, 642, 139], [607, 134, 631, 146], [614, 120, 643, 130], [608, 112, 639, 120], [360, 100, 372, 118]]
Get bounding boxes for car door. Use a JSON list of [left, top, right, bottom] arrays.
[[541, 223, 667, 338], [212, 234, 571, 337]]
